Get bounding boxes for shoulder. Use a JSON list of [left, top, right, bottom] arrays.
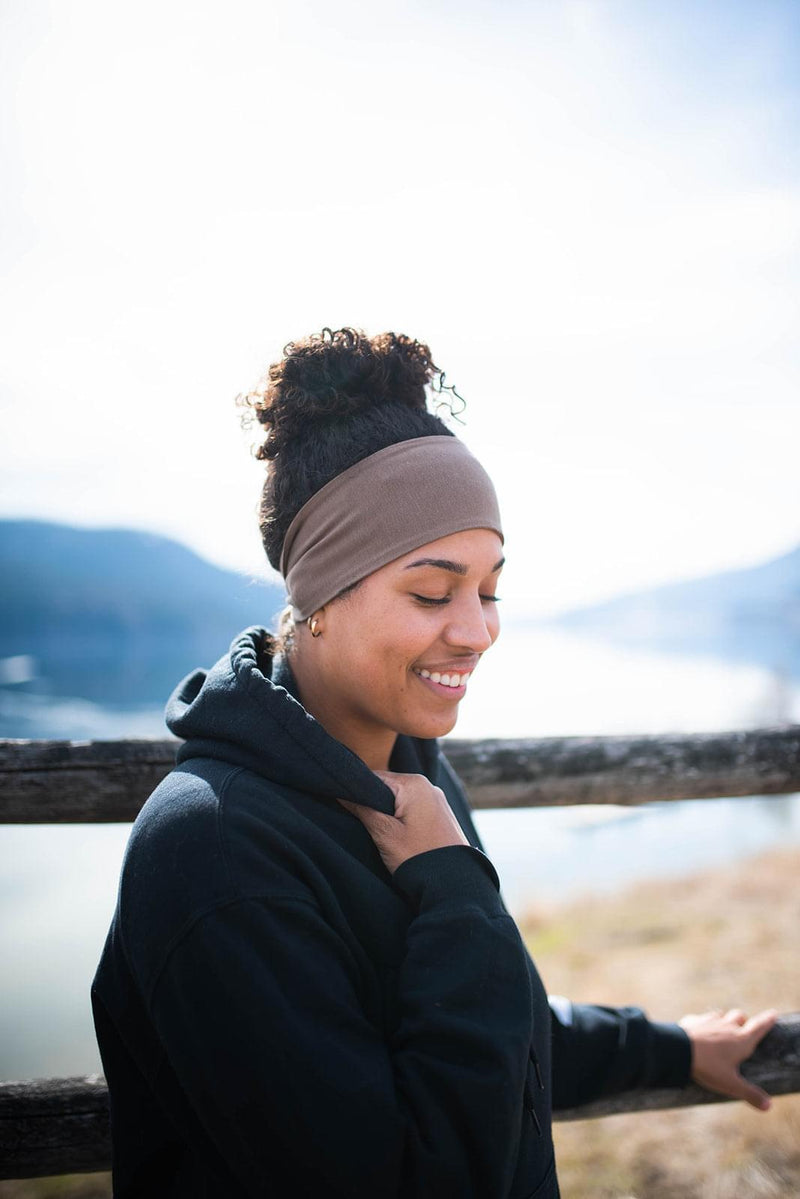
[[124, 759, 243, 881], [117, 760, 315, 992], [124, 758, 318, 895]]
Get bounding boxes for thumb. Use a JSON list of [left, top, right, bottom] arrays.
[[731, 1074, 772, 1112]]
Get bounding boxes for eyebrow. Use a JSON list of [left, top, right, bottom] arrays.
[[403, 556, 505, 576]]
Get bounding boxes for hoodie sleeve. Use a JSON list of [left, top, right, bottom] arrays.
[[146, 843, 539, 1199], [436, 752, 693, 1108], [548, 993, 693, 1108]]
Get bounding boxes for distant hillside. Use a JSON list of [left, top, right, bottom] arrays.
[[539, 543, 800, 680], [0, 520, 285, 704]]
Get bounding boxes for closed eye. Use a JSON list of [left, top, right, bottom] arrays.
[[412, 594, 501, 606]]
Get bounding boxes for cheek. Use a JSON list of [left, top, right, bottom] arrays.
[[348, 634, 410, 693], [380, 636, 427, 698], [395, 615, 441, 665]]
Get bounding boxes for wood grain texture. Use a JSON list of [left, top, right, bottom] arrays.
[[0, 738, 178, 822], [1, 1017, 798, 1178], [2, 726, 798, 821]]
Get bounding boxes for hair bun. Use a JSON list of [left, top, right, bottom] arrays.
[[241, 327, 457, 461]]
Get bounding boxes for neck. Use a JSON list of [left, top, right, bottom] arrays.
[[285, 648, 397, 772]]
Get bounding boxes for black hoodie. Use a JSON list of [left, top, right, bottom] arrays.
[[91, 627, 691, 1198]]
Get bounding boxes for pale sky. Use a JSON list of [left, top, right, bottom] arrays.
[[2, 0, 798, 619]]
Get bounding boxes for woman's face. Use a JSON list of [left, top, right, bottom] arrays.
[[308, 527, 504, 756]]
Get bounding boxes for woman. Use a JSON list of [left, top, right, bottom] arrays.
[[92, 327, 777, 1198]]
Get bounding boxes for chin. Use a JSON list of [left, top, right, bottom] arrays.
[[401, 710, 459, 741]]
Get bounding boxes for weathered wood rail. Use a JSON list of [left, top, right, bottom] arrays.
[[2, 1016, 799, 1179], [1, 726, 799, 1179], [2, 724, 799, 822]]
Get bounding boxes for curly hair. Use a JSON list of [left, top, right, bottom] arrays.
[[238, 327, 465, 576]]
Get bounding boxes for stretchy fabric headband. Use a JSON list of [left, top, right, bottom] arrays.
[[279, 435, 504, 621]]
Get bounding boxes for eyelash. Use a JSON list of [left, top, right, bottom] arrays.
[[412, 594, 501, 607]]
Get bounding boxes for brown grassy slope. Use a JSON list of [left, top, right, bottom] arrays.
[[0, 1179, 110, 1198], [516, 845, 800, 1199], [2, 846, 798, 1199]]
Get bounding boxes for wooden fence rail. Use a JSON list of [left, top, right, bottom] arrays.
[[2, 1014, 799, 1180], [1, 726, 798, 1179], [2, 724, 799, 822]]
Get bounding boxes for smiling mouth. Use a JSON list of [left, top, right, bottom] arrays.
[[412, 668, 472, 694]]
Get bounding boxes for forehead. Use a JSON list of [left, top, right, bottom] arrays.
[[393, 527, 504, 571]]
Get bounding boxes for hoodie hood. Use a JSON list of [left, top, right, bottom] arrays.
[[165, 626, 442, 815]]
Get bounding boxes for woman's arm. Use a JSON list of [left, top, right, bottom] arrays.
[[548, 994, 692, 1108], [548, 996, 777, 1111], [436, 751, 777, 1113]]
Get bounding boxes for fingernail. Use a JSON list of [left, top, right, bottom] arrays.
[[761, 1097, 772, 1111]]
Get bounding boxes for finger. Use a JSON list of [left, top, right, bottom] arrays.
[[337, 797, 364, 819], [741, 1009, 779, 1042], [373, 770, 401, 792], [732, 1076, 772, 1112], [725, 1009, 747, 1025]]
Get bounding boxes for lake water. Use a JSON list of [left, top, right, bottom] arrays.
[[2, 625, 799, 1081]]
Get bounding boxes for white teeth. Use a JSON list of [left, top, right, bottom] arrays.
[[414, 669, 471, 687]]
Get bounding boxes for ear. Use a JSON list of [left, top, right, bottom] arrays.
[[307, 609, 325, 638]]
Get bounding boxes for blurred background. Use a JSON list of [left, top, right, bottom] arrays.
[[1, 1, 799, 1194]]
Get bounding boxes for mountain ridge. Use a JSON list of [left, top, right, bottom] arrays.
[[535, 541, 800, 679], [0, 519, 285, 704]]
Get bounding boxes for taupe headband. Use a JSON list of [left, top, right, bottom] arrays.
[[279, 435, 503, 621]]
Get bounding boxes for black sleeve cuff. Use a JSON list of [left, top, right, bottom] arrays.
[[646, 1020, 694, 1088], [391, 844, 502, 912]]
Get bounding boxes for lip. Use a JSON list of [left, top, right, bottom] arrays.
[[413, 657, 480, 674]]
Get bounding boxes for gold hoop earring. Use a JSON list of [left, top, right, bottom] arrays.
[[308, 616, 322, 638]]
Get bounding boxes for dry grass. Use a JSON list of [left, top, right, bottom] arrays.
[[2, 847, 798, 1198], [0, 1179, 111, 1198], [517, 845, 800, 1198]]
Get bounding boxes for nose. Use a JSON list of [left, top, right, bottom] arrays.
[[443, 592, 497, 654]]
